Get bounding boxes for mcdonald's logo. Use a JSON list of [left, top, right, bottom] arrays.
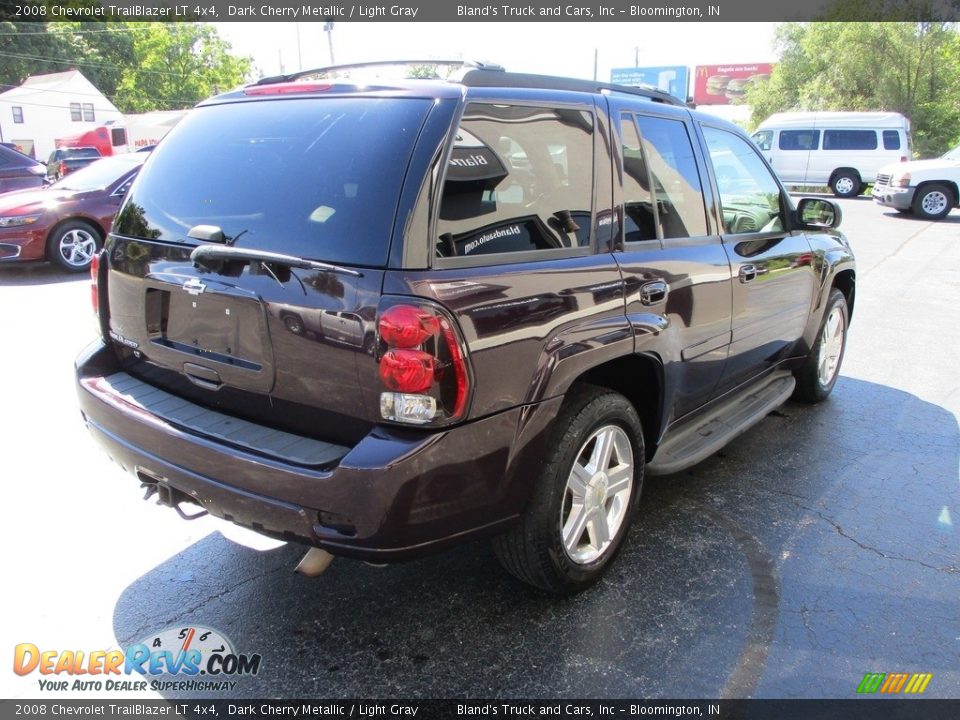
[[857, 672, 932, 694]]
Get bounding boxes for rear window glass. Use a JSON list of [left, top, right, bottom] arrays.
[[66, 147, 102, 158], [882, 130, 901, 150], [115, 97, 432, 266], [52, 155, 144, 191], [823, 130, 878, 150]]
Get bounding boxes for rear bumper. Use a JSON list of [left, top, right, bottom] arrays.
[[76, 340, 559, 561], [872, 184, 915, 210]]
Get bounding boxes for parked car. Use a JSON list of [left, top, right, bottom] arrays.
[[872, 144, 960, 220], [46, 146, 102, 181], [75, 63, 855, 594], [0, 143, 47, 194], [0, 153, 145, 271], [752, 111, 911, 197]]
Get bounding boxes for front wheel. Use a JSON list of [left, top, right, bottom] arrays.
[[831, 172, 861, 198], [912, 183, 953, 220], [47, 220, 101, 272], [493, 386, 644, 594], [793, 288, 849, 403]]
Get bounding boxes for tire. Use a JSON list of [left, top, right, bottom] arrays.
[[282, 313, 305, 335], [493, 385, 644, 594], [912, 183, 953, 220], [793, 288, 849, 404], [47, 220, 101, 272], [830, 171, 861, 198]]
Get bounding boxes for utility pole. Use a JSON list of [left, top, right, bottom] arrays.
[[593, 48, 598, 81], [296, 23, 302, 71], [324, 22, 335, 65], [635, 46, 639, 67]]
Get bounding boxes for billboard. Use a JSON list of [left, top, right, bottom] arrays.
[[610, 66, 689, 102], [693, 63, 774, 106]]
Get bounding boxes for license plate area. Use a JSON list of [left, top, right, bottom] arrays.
[[143, 280, 275, 393]]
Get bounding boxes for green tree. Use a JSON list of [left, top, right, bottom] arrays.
[[114, 24, 251, 111], [745, 23, 960, 157], [0, 21, 251, 112]]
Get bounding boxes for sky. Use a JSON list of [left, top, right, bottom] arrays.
[[214, 22, 779, 83]]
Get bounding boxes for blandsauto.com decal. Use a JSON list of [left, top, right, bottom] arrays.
[[13, 625, 262, 693]]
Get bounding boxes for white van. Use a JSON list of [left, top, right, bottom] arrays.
[[752, 111, 911, 197]]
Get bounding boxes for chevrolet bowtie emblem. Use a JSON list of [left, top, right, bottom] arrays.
[[183, 278, 206, 295]]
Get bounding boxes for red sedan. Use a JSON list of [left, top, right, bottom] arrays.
[[0, 153, 145, 272]]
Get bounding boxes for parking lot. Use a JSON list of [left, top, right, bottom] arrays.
[[2, 197, 958, 700]]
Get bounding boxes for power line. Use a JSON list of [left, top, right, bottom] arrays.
[[0, 49, 198, 78], [0, 90, 198, 112], [1, 76, 204, 106], [0, 25, 167, 37]]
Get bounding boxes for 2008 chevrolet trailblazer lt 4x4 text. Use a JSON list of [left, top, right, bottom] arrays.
[[76, 62, 855, 594]]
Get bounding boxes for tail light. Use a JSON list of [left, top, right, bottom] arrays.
[[377, 299, 471, 425], [900, 156, 908, 162], [90, 252, 100, 314], [58, 161, 67, 177]]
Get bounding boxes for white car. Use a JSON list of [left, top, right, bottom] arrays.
[[872, 145, 960, 220]]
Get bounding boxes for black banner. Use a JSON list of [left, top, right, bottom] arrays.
[[3, 700, 960, 720], [3, 0, 960, 22]]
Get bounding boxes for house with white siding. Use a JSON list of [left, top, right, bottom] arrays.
[[0, 70, 123, 161]]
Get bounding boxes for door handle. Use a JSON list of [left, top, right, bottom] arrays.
[[639, 280, 668, 306], [739, 264, 758, 283]]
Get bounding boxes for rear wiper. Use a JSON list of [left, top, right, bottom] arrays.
[[190, 245, 362, 277]]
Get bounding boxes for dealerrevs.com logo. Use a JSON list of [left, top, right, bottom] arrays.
[[13, 626, 262, 693], [857, 672, 933, 694]]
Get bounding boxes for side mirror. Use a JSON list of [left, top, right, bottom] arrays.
[[796, 198, 842, 229]]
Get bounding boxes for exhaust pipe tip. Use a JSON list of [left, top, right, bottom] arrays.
[[295, 547, 335, 577]]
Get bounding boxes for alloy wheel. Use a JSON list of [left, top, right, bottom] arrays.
[[817, 306, 845, 386], [560, 424, 634, 565], [58, 228, 97, 268]]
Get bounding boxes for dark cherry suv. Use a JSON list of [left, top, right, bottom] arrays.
[[75, 63, 855, 594]]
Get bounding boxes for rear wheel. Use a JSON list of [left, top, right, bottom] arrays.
[[493, 386, 644, 594], [912, 183, 953, 220], [47, 220, 101, 272], [831, 171, 861, 198], [793, 288, 848, 403]]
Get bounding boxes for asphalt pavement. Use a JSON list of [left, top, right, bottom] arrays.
[[1, 197, 957, 700]]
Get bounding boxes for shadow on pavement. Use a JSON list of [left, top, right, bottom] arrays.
[[879, 210, 960, 223], [0, 263, 86, 285], [113, 377, 959, 698]]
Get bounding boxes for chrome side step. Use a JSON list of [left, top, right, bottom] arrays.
[[647, 372, 796, 476]]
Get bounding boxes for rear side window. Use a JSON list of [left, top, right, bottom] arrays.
[[882, 130, 901, 150], [823, 130, 878, 150], [632, 114, 708, 239], [620, 115, 656, 243], [436, 103, 594, 258], [115, 98, 432, 267], [779, 130, 819, 151]]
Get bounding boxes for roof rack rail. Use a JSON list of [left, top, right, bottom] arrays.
[[254, 60, 505, 86], [460, 69, 686, 106]]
